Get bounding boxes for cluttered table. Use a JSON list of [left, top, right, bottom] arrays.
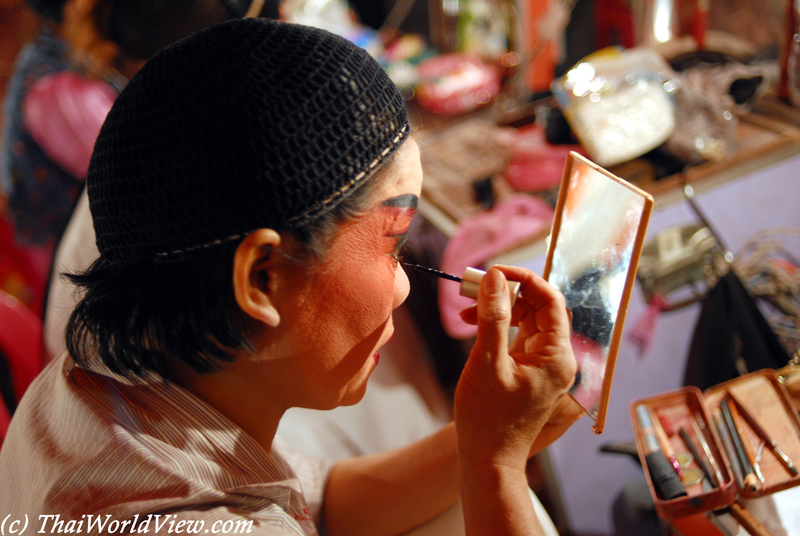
[[405, 91, 800, 535], [412, 94, 800, 250], [385, 6, 800, 530]]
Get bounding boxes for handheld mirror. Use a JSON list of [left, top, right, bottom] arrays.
[[543, 152, 653, 434]]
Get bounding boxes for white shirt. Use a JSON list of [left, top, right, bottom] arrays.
[[0, 352, 332, 535]]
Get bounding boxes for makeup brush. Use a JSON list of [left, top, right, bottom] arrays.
[[679, 426, 718, 488], [692, 415, 725, 488], [714, 410, 744, 489], [650, 407, 684, 479], [727, 391, 798, 477], [404, 263, 521, 305], [720, 399, 760, 492]]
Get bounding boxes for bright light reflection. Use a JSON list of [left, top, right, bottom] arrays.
[[566, 62, 597, 97], [653, 0, 674, 43]]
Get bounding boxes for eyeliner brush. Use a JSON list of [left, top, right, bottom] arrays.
[[403, 263, 521, 304], [404, 263, 462, 282]]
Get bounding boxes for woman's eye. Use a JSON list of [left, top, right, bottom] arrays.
[[378, 198, 416, 266], [389, 235, 409, 263]]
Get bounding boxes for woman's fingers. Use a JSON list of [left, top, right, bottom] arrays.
[[494, 266, 570, 332], [529, 395, 585, 456], [472, 268, 512, 366], [459, 266, 570, 337]]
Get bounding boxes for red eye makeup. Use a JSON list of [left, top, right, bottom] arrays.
[[381, 194, 418, 260]]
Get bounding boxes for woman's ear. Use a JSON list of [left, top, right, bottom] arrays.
[[233, 229, 283, 327]]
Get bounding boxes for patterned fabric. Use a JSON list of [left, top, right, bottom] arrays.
[[0, 352, 333, 535], [0, 30, 117, 248]]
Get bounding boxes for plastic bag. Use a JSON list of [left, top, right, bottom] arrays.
[[552, 47, 677, 167]]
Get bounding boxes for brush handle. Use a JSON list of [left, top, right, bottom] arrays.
[[650, 408, 683, 478], [459, 267, 521, 305], [692, 415, 725, 487], [720, 399, 758, 492], [406, 263, 522, 305], [680, 427, 717, 488], [714, 411, 744, 488], [728, 391, 799, 477]]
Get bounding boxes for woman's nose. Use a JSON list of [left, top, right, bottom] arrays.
[[393, 262, 410, 309]]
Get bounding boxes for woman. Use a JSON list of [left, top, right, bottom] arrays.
[[0, 18, 579, 535]]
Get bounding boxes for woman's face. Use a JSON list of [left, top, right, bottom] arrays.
[[280, 138, 423, 409]]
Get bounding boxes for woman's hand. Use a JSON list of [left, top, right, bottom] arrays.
[[529, 393, 584, 456], [454, 266, 577, 466]]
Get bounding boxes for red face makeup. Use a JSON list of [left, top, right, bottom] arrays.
[[276, 139, 423, 410], [380, 193, 418, 266]]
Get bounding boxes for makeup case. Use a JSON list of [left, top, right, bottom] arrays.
[[780, 364, 800, 410], [629, 368, 800, 527]]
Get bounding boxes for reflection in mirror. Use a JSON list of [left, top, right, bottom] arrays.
[[544, 152, 653, 434]]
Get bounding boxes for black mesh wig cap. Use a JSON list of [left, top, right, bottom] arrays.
[[87, 17, 409, 264]]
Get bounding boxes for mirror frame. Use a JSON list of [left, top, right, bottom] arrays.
[[543, 151, 653, 434]]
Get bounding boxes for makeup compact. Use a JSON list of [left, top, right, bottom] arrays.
[[409, 152, 653, 435]]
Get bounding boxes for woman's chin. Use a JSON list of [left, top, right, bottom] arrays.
[[338, 366, 376, 407]]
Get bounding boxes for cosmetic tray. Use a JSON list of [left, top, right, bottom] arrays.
[[629, 369, 800, 521]]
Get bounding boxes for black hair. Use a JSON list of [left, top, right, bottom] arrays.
[[66, 243, 246, 379], [65, 157, 388, 380]]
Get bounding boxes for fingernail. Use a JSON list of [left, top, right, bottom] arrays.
[[485, 269, 506, 295]]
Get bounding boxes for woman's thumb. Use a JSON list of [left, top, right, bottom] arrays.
[[473, 268, 512, 364]]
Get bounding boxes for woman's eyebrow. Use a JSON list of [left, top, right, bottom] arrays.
[[382, 194, 418, 209]]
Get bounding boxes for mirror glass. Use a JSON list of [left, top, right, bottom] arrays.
[[543, 152, 653, 434]]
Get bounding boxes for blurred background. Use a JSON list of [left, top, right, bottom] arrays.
[[2, 1, 799, 535]]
